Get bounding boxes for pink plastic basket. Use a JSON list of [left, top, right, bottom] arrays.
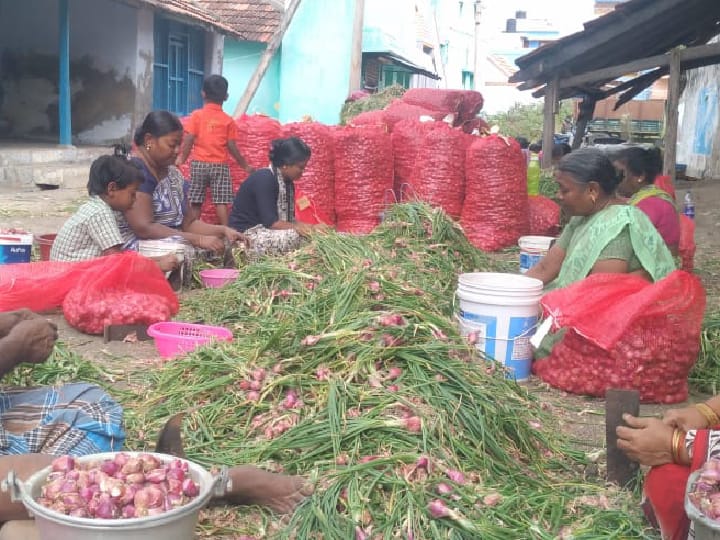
[[199, 269, 239, 288], [147, 322, 233, 358]]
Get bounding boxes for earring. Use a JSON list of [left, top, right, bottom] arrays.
[[145, 144, 151, 151], [591, 195, 597, 205]]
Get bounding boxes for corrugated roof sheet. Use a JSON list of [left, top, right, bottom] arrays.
[[511, 0, 720, 97]]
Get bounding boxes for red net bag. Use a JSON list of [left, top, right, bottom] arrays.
[[528, 195, 561, 236], [383, 100, 445, 131], [678, 214, 696, 271], [533, 271, 706, 403], [461, 134, 529, 251], [402, 89, 484, 124], [333, 125, 394, 234], [0, 260, 96, 312], [349, 110, 388, 128], [282, 121, 336, 224], [408, 122, 466, 219], [62, 252, 179, 335]]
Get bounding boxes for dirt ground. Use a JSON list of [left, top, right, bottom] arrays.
[[0, 177, 719, 475]]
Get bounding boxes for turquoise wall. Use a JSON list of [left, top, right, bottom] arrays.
[[223, 40, 281, 119], [278, 0, 355, 125]]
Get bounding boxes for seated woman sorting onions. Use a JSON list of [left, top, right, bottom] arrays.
[[116, 111, 245, 279], [616, 396, 720, 539], [525, 148, 675, 291], [525, 148, 676, 357]]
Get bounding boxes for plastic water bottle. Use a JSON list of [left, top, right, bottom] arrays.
[[527, 152, 540, 196], [683, 190, 695, 219]]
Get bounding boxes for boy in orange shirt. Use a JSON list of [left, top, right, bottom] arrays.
[[176, 75, 253, 226]]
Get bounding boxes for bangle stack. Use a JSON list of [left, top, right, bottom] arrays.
[[671, 428, 686, 464], [695, 403, 720, 428]]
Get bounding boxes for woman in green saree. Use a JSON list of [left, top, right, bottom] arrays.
[[526, 148, 676, 357], [525, 148, 675, 290]]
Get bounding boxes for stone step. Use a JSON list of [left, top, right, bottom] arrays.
[[0, 145, 111, 167], [0, 162, 92, 190], [0, 145, 112, 189]]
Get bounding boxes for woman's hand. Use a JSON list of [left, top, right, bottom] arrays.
[[663, 406, 709, 431], [196, 235, 225, 253], [156, 254, 180, 273], [222, 227, 247, 247], [616, 414, 674, 467]]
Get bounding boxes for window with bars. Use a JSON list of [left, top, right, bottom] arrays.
[[153, 16, 205, 116], [381, 66, 411, 89]]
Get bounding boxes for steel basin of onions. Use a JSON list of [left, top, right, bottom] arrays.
[[1, 452, 221, 540], [685, 468, 720, 539]]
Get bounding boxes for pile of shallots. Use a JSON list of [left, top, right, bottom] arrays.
[[36, 454, 200, 519]]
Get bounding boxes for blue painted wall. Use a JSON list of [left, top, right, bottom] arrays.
[[223, 40, 281, 118], [278, 0, 355, 125]]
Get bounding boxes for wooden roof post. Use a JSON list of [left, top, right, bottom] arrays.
[[542, 76, 559, 168], [349, 0, 365, 93], [663, 47, 681, 182]]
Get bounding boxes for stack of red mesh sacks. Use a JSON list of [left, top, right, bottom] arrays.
[[391, 120, 465, 219], [533, 271, 706, 404], [180, 114, 282, 224], [333, 125, 394, 234], [282, 121, 335, 225], [461, 135, 529, 250]]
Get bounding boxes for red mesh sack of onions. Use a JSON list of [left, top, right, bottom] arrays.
[[401, 89, 484, 125], [62, 252, 179, 335], [37, 454, 200, 519], [461, 134, 530, 251], [679, 214, 696, 271], [349, 110, 388, 129], [406, 122, 466, 219], [391, 120, 426, 201], [234, 114, 282, 169], [333, 125, 394, 234], [528, 195, 561, 236], [282, 121, 336, 224], [382, 99, 446, 131], [533, 271, 706, 404]]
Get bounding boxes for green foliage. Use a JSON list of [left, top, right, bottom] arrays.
[[339, 85, 406, 125], [485, 100, 575, 143]]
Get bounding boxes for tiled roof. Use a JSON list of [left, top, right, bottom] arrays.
[[487, 55, 518, 79], [132, 0, 243, 38], [196, 0, 283, 43]]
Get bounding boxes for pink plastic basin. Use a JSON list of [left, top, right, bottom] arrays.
[[199, 268, 239, 288], [147, 321, 233, 358]]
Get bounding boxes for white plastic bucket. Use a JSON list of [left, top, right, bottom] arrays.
[[456, 272, 543, 381], [518, 235, 555, 274], [138, 239, 186, 262]]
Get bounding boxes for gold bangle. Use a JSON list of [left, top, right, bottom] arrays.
[[695, 403, 720, 428], [671, 428, 685, 464]]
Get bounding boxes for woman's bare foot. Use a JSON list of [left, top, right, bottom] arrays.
[[219, 466, 313, 514]]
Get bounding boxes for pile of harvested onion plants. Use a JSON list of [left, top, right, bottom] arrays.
[[123, 204, 648, 538], [690, 311, 720, 395]]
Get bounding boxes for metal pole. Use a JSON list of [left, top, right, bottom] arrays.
[[58, 0, 72, 146]]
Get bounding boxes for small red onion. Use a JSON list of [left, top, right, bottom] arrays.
[[145, 469, 166, 484], [428, 499, 450, 519], [387, 367, 402, 379], [446, 470, 465, 484], [436, 483, 453, 495], [51, 456, 75, 473], [182, 478, 199, 497]]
